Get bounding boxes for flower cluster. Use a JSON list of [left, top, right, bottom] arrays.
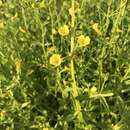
[[50, 25, 92, 66]]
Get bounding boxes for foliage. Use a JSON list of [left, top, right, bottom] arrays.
[[0, 0, 130, 130]]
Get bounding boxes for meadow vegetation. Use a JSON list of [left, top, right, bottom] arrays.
[[0, 0, 130, 130]]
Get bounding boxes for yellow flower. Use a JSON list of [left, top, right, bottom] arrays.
[[92, 23, 101, 35], [49, 54, 62, 66], [90, 86, 97, 94], [58, 25, 69, 36], [31, 3, 35, 8], [89, 86, 97, 97], [0, 111, 6, 118], [68, 7, 74, 16], [77, 35, 91, 47], [0, 1, 3, 7], [43, 128, 49, 130], [0, 21, 4, 29]]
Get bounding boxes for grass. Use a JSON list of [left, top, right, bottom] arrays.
[[0, 0, 130, 130]]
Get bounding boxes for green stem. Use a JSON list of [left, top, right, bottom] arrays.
[[70, 0, 84, 123], [104, 0, 112, 37], [21, 7, 28, 30]]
